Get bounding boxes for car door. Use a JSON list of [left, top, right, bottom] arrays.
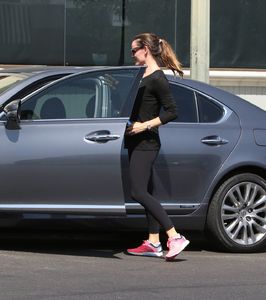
[[153, 83, 241, 214], [0, 67, 145, 215]]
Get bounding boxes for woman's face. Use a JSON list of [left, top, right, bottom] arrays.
[[131, 40, 146, 65]]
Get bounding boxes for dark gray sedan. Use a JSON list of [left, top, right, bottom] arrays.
[[0, 66, 266, 253]]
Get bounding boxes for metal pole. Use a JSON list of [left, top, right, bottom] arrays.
[[190, 0, 210, 83], [118, 0, 126, 65]]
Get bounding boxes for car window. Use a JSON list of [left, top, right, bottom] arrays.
[[9, 75, 70, 102], [20, 69, 139, 120], [196, 93, 224, 123], [169, 83, 198, 123]]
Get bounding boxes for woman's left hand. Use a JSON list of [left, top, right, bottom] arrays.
[[126, 122, 147, 135]]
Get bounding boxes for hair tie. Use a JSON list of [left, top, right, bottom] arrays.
[[159, 39, 163, 44]]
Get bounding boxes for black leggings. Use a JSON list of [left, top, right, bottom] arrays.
[[128, 149, 174, 234]]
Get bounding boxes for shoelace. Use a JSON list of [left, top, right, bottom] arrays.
[[167, 237, 180, 247]]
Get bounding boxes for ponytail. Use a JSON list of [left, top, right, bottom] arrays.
[[159, 39, 184, 78]]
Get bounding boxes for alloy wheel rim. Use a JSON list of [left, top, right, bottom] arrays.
[[221, 181, 266, 246]]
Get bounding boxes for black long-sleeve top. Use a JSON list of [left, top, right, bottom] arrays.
[[125, 70, 177, 150]]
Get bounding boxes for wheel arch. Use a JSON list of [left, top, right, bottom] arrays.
[[204, 164, 266, 229]]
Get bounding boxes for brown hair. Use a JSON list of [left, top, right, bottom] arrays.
[[133, 33, 184, 77]]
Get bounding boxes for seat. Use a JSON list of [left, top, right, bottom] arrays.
[[40, 97, 66, 119], [111, 90, 121, 117], [86, 95, 96, 118]]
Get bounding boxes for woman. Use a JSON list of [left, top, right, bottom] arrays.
[[125, 33, 190, 261]]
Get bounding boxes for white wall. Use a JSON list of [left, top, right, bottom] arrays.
[[182, 69, 266, 111], [218, 86, 266, 111]]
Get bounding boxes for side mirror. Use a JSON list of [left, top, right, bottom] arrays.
[[4, 99, 21, 130]]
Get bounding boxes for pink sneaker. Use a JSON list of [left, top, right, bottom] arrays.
[[127, 240, 163, 257], [165, 235, 190, 261]]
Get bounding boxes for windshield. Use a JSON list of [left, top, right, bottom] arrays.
[[0, 74, 27, 95]]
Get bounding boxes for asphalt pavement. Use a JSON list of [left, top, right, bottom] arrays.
[[0, 230, 265, 300]]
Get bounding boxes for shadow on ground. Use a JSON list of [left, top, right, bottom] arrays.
[[0, 228, 211, 258]]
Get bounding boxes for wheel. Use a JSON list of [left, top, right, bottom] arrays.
[[207, 173, 266, 252]]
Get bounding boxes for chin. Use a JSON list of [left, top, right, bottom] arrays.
[[134, 61, 144, 66]]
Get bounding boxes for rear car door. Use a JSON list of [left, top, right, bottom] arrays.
[[154, 83, 241, 214], [0, 67, 144, 215]]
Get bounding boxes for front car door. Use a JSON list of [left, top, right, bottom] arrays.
[[0, 67, 145, 215]]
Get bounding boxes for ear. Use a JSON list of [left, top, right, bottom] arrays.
[[144, 45, 149, 56]]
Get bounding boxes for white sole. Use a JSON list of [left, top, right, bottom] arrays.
[[127, 251, 163, 257]]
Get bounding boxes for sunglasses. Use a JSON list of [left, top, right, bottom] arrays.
[[131, 46, 143, 55]]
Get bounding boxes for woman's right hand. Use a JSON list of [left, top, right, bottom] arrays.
[[126, 122, 148, 135]]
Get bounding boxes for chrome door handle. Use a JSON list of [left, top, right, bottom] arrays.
[[88, 134, 120, 142], [201, 135, 228, 145], [85, 130, 120, 143]]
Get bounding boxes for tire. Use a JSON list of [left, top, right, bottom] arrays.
[[206, 173, 266, 252]]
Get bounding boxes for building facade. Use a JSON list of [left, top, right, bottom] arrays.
[[1, 0, 266, 109], [0, 0, 265, 69]]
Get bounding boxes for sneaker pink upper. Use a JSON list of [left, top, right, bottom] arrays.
[[165, 235, 190, 260], [127, 240, 163, 257]]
